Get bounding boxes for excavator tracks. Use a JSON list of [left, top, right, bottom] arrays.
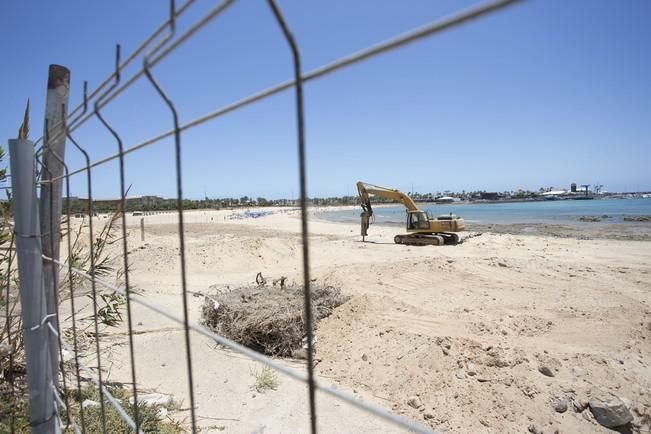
[[393, 232, 461, 246]]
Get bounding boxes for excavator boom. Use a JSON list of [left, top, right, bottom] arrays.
[[356, 182, 419, 215]]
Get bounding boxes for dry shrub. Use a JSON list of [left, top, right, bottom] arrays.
[[251, 366, 280, 393], [202, 283, 348, 357]]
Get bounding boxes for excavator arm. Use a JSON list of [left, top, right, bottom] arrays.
[[356, 181, 419, 217]]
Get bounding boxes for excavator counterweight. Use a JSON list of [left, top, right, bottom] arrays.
[[356, 181, 464, 246]]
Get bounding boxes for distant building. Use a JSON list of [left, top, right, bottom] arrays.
[[541, 190, 567, 196], [479, 192, 499, 200]]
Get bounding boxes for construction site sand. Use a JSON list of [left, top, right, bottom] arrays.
[[64, 208, 651, 433]]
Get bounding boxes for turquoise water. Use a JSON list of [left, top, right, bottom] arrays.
[[318, 198, 651, 226]]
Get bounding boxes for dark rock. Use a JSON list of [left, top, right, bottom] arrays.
[[407, 396, 422, 409], [528, 424, 542, 434], [589, 393, 633, 428], [624, 215, 651, 222], [553, 398, 568, 413], [538, 366, 555, 377]]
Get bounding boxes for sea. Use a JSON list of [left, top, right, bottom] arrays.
[[318, 198, 651, 226]]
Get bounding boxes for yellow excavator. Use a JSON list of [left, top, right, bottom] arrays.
[[357, 181, 464, 246]]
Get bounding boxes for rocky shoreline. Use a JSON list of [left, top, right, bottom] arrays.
[[466, 222, 651, 241]]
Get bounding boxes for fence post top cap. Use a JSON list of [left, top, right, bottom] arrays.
[[8, 138, 33, 145]]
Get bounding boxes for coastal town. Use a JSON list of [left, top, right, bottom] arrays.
[[62, 183, 651, 214]]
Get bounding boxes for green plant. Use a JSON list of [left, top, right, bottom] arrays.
[[251, 366, 280, 393], [64, 209, 123, 289], [62, 385, 184, 434], [94, 292, 126, 327], [0, 390, 29, 433], [62, 207, 131, 329]]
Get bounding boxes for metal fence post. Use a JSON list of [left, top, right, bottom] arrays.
[[9, 138, 60, 434], [40, 64, 70, 379]]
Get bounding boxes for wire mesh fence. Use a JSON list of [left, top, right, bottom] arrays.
[[2, 0, 522, 432]]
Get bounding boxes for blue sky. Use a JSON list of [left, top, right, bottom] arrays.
[[1, 0, 650, 199]]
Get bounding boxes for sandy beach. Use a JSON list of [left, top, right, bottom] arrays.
[[63, 207, 651, 433]]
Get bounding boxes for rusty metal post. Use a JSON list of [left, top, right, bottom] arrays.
[[39, 64, 70, 381]]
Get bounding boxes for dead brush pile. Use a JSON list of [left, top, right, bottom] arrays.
[[201, 281, 349, 357]]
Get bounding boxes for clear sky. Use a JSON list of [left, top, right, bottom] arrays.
[[1, 0, 650, 199]]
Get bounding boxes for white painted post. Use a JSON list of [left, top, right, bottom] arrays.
[[39, 65, 70, 380], [9, 138, 60, 434]]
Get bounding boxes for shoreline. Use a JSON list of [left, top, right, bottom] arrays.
[[466, 222, 651, 241], [96, 206, 651, 242], [309, 212, 651, 242]]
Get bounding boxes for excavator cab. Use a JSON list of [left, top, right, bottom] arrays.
[[407, 210, 430, 230]]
